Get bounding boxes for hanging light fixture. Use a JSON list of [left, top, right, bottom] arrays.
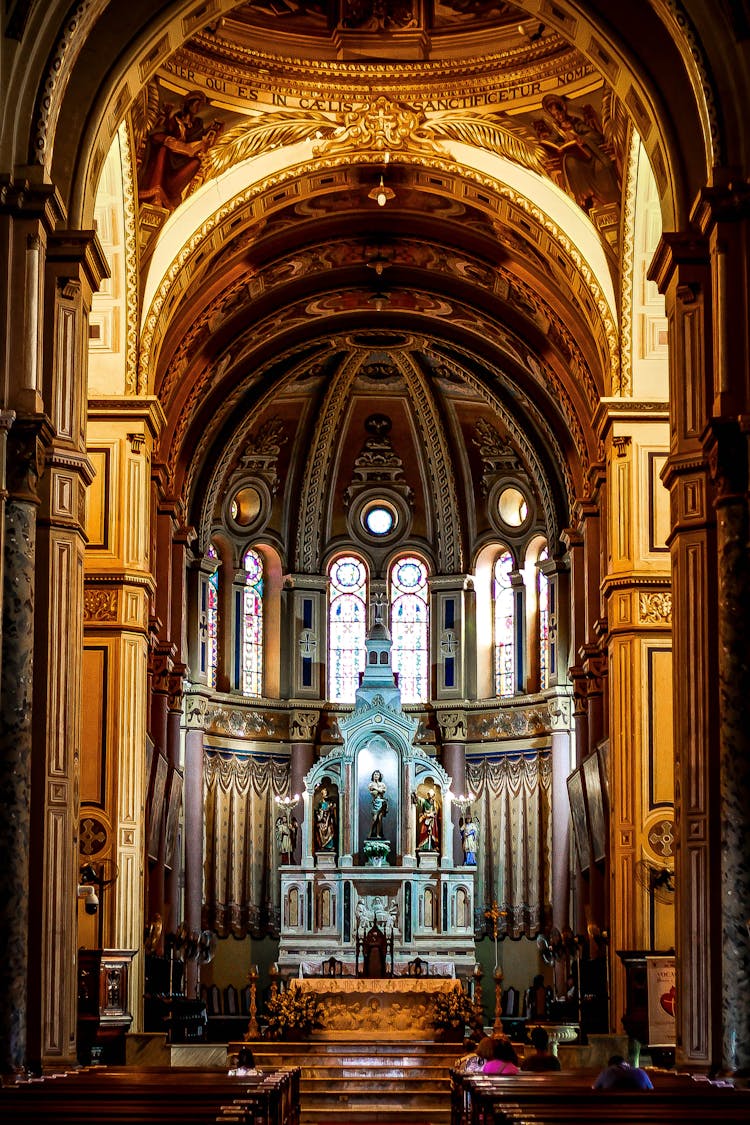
[[369, 174, 395, 207]]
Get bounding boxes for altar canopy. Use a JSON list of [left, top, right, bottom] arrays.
[[278, 606, 477, 975]]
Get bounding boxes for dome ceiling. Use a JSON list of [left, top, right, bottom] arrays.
[[124, 0, 632, 572]]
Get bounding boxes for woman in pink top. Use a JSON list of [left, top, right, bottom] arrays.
[[482, 1036, 520, 1075]]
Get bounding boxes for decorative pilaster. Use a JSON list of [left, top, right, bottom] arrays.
[[429, 575, 476, 699], [281, 573, 328, 699], [650, 230, 721, 1070]]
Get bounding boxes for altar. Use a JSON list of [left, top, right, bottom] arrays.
[[277, 604, 477, 979], [289, 977, 463, 1039]]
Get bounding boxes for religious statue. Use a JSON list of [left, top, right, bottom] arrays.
[[415, 786, 440, 852], [314, 786, 337, 852], [368, 770, 388, 839], [275, 815, 292, 863], [460, 813, 479, 865], [138, 90, 224, 211]]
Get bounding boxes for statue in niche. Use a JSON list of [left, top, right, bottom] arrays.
[[460, 813, 479, 866], [415, 785, 440, 852], [368, 770, 388, 839], [314, 785, 337, 852]]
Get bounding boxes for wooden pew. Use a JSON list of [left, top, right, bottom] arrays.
[[452, 1070, 749, 1125], [0, 1064, 300, 1125]]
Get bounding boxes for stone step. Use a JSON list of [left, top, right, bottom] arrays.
[[300, 1107, 450, 1124], [301, 1077, 450, 1093], [300, 1065, 451, 1079]]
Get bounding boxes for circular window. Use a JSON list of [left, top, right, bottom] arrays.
[[230, 486, 262, 527], [497, 486, 529, 527], [364, 506, 395, 536]]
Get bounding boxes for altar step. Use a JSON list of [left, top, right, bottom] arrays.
[[241, 1038, 464, 1123]]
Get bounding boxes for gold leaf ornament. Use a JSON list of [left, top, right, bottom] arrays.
[[425, 108, 548, 175], [189, 110, 338, 190]]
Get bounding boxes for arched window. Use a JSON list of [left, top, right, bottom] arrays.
[[242, 547, 263, 696], [493, 550, 515, 696], [538, 547, 550, 690], [390, 555, 429, 703], [328, 555, 368, 703], [206, 543, 219, 689]]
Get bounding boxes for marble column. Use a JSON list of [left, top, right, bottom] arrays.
[[164, 666, 185, 934], [0, 417, 50, 1075], [548, 696, 574, 935], [440, 733, 466, 867], [709, 422, 750, 1073], [184, 724, 205, 998], [290, 718, 317, 864], [148, 645, 174, 928]]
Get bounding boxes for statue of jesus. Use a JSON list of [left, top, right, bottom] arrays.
[[368, 770, 388, 839]]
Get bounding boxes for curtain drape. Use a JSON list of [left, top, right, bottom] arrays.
[[467, 752, 552, 939], [203, 751, 289, 938]]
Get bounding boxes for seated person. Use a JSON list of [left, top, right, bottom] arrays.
[[229, 1045, 260, 1076], [593, 1054, 653, 1090], [522, 1026, 561, 1071], [482, 1035, 520, 1075], [454, 1034, 486, 1074]]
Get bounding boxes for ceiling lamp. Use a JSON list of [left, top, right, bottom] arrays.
[[368, 175, 396, 207]]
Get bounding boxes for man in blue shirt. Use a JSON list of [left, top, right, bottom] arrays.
[[593, 1054, 654, 1090]]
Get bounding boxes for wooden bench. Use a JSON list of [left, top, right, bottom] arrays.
[[0, 1064, 300, 1125], [452, 1069, 750, 1125]]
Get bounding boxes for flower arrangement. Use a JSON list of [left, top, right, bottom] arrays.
[[432, 988, 484, 1034], [263, 985, 323, 1040]]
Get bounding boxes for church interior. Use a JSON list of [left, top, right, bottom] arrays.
[[2, 0, 750, 1117]]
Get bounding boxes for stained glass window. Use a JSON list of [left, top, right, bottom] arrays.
[[493, 550, 515, 696], [538, 546, 550, 689], [328, 555, 367, 703], [207, 543, 219, 689], [390, 556, 429, 703], [242, 547, 263, 696]]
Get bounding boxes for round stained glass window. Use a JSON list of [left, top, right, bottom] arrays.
[[364, 506, 394, 535], [497, 486, 529, 527], [332, 557, 366, 591]]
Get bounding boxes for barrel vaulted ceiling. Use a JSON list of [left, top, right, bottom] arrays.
[[92, 1, 661, 573]]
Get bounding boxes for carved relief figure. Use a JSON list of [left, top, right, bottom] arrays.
[[138, 91, 224, 211], [415, 785, 440, 852], [314, 784, 337, 852], [533, 94, 620, 213], [368, 770, 388, 839]]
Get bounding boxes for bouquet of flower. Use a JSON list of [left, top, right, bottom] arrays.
[[263, 985, 323, 1040], [432, 988, 484, 1033]]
